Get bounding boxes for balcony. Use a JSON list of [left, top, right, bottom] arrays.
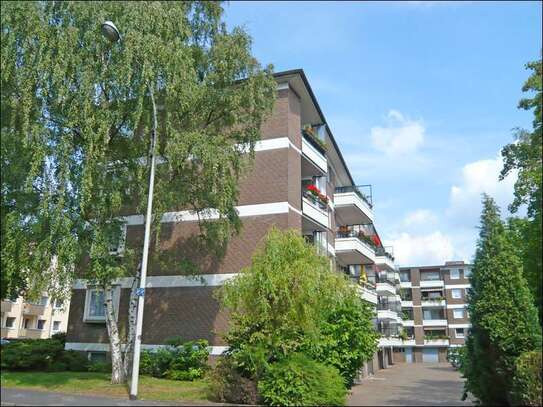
[[22, 303, 46, 316], [1, 301, 13, 313], [335, 231, 375, 265], [377, 309, 400, 322], [375, 274, 397, 296], [421, 298, 446, 307], [19, 328, 46, 339], [402, 319, 414, 327], [334, 185, 374, 224], [358, 282, 378, 305], [301, 131, 327, 173], [420, 279, 444, 288], [302, 191, 328, 228], [422, 319, 448, 327]]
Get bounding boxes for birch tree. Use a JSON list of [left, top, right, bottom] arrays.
[[1, 1, 275, 383]]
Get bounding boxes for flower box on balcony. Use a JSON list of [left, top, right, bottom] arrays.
[[302, 125, 328, 153]]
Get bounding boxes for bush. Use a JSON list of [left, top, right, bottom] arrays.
[[139, 339, 209, 381], [51, 332, 67, 345], [258, 353, 347, 406], [87, 361, 112, 373], [60, 350, 90, 371], [0, 338, 64, 371], [209, 355, 260, 405], [511, 351, 542, 407]]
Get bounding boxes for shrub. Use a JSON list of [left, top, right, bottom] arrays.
[[258, 353, 347, 406], [0, 338, 64, 371], [164, 340, 209, 381], [60, 350, 90, 372], [511, 351, 542, 407], [139, 348, 175, 378], [51, 332, 67, 345], [87, 361, 112, 373], [209, 355, 260, 405]]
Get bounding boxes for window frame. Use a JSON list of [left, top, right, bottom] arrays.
[[83, 285, 120, 323], [453, 309, 464, 319], [451, 288, 463, 299], [52, 321, 61, 331], [5, 317, 16, 328], [450, 269, 460, 280], [37, 319, 46, 330], [455, 328, 465, 338]]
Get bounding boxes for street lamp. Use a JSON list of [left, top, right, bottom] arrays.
[[101, 20, 156, 400]]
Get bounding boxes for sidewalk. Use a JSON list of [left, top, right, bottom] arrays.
[[1, 388, 224, 406]]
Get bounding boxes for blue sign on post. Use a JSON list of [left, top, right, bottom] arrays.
[[136, 288, 145, 297]]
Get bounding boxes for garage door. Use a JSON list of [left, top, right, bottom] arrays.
[[422, 348, 439, 363]]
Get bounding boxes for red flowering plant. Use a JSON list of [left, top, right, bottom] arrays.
[[305, 184, 329, 206]]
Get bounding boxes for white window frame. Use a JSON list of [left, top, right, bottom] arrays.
[[451, 288, 462, 299], [450, 269, 460, 280], [52, 321, 61, 331], [453, 309, 464, 319], [455, 328, 465, 338], [83, 286, 121, 323]]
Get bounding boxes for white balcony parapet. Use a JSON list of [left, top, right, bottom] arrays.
[[422, 319, 448, 327], [301, 135, 327, 173], [334, 191, 374, 224], [424, 339, 450, 346], [302, 197, 328, 227], [400, 281, 412, 288], [402, 319, 414, 327], [375, 255, 395, 271], [376, 282, 396, 296], [420, 280, 444, 288], [421, 299, 446, 307], [379, 337, 404, 347], [358, 285, 378, 304], [377, 309, 400, 321], [335, 237, 375, 265], [401, 300, 414, 308]]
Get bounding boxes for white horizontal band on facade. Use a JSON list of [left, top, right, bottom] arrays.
[[73, 273, 240, 290], [444, 284, 471, 289], [446, 303, 468, 309], [448, 323, 472, 329], [123, 201, 303, 226], [65, 342, 228, 356]]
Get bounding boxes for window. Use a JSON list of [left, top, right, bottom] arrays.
[[400, 271, 411, 282], [54, 299, 64, 308], [37, 319, 46, 330], [464, 268, 472, 278], [83, 286, 120, 323], [452, 289, 463, 299], [88, 351, 107, 363], [52, 321, 61, 331], [421, 271, 441, 281], [455, 328, 465, 338], [22, 318, 31, 329], [450, 270, 460, 280], [5, 317, 15, 328], [108, 224, 127, 256], [453, 309, 464, 319]]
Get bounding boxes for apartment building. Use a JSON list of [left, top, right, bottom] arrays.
[[395, 261, 472, 363], [64, 69, 400, 374], [1, 295, 70, 340]]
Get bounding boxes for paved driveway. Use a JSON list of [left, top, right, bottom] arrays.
[[348, 363, 474, 406]]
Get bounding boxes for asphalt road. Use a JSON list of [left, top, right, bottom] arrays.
[[348, 362, 474, 406]]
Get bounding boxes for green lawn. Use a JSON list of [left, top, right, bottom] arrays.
[[0, 371, 213, 403]]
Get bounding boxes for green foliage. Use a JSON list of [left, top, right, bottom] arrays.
[[500, 58, 542, 320], [462, 195, 542, 405], [447, 346, 465, 370], [59, 350, 90, 372], [511, 351, 542, 407], [301, 295, 378, 387], [0, 1, 276, 301], [139, 340, 209, 381], [208, 356, 260, 405], [1, 338, 64, 371], [87, 361, 113, 373], [258, 353, 347, 407]]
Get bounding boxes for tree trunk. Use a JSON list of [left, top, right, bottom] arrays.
[[123, 268, 140, 378], [104, 285, 126, 384]]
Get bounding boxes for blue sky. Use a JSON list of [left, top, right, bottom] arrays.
[[223, 1, 542, 266]]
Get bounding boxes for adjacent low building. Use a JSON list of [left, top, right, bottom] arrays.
[[1, 295, 70, 340], [394, 261, 472, 363]]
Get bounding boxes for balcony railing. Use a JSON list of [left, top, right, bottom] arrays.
[[302, 189, 327, 211], [336, 230, 376, 250], [302, 128, 327, 155], [334, 185, 372, 208], [375, 246, 394, 261], [377, 326, 401, 337]]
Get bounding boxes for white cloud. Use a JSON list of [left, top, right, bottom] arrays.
[[447, 153, 518, 224], [402, 209, 438, 228], [370, 110, 425, 156], [390, 231, 456, 266]]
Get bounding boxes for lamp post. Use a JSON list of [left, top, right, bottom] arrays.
[[101, 20, 156, 400]]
